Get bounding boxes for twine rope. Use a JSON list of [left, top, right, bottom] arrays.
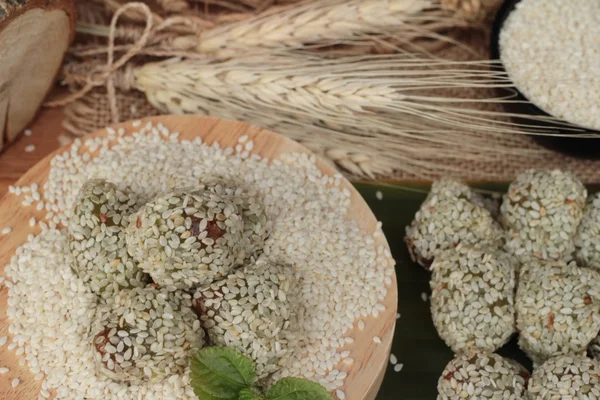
[[46, 2, 154, 124]]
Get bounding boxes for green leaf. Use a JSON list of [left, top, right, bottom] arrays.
[[266, 378, 333, 400], [190, 347, 257, 399], [239, 388, 264, 400]]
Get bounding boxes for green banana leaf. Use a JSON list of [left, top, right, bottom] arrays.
[[353, 182, 532, 400]]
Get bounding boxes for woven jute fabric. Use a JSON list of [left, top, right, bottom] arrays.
[[56, 6, 600, 184]]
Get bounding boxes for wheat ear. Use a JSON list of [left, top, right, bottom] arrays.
[[196, 0, 474, 56], [131, 52, 578, 177]]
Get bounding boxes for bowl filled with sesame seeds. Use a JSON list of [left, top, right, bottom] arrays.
[[490, 0, 600, 157], [0, 116, 397, 400], [404, 172, 600, 399]]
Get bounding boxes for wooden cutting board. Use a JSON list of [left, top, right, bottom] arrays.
[[0, 115, 397, 400]]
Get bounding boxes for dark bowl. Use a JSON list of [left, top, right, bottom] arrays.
[[490, 0, 600, 158]]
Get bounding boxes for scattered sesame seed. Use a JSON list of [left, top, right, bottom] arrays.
[[421, 292, 428, 302], [0, 336, 7, 346], [375, 190, 383, 200], [11, 378, 20, 388], [1, 227, 11, 235], [29, 217, 36, 227], [132, 120, 142, 127], [396, 313, 401, 319], [336, 389, 346, 399], [24, 129, 32, 136], [373, 336, 382, 344], [24, 145, 36, 153], [0, 367, 9, 374], [358, 320, 365, 330], [393, 363, 403, 372], [390, 353, 397, 365]]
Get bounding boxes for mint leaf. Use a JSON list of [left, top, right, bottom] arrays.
[[194, 385, 224, 400], [239, 388, 264, 400], [266, 377, 333, 400], [190, 347, 257, 399]]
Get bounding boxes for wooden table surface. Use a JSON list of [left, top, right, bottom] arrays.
[[0, 107, 67, 197]]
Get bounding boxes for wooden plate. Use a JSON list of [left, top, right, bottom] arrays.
[[0, 116, 397, 400]]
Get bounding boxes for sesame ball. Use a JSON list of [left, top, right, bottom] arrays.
[[206, 181, 271, 258], [516, 260, 600, 365], [575, 192, 600, 270], [501, 169, 586, 261], [126, 186, 245, 290], [91, 287, 203, 383], [430, 246, 517, 354], [405, 178, 504, 270], [527, 355, 600, 399], [437, 353, 529, 400], [69, 179, 149, 297], [429, 178, 501, 218], [193, 256, 298, 379]]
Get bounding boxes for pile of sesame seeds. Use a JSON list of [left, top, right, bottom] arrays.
[[499, 0, 600, 130], [3, 121, 393, 399], [430, 246, 517, 354]]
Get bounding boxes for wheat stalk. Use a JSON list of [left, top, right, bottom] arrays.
[[196, 0, 482, 56], [129, 52, 584, 177]]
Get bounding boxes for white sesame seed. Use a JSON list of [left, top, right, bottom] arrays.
[[11, 378, 19, 388], [373, 336, 381, 344], [393, 363, 403, 372], [1, 227, 11, 235], [358, 320, 365, 330], [390, 353, 397, 365], [396, 313, 401, 319], [336, 389, 346, 399], [375, 191, 383, 200], [0, 367, 9, 374], [24, 145, 35, 153], [421, 292, 428, 302], [29, 217, 36, 227], [0, 336, 6, 346], [24, 129, 32, 136]]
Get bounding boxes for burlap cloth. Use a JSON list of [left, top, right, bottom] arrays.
[[56, 7, 600, 183]]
